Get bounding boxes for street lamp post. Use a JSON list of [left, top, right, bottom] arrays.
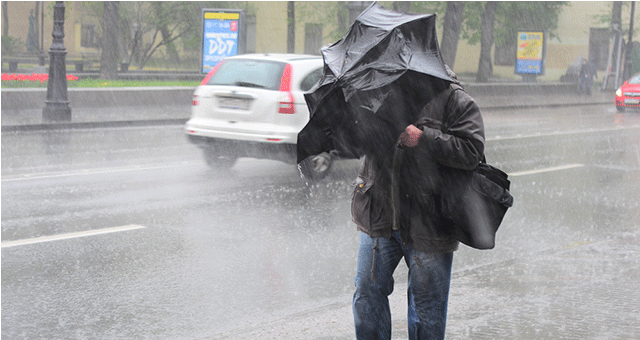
[[623, 1, 635, 81], [42, 1, 71, 122]]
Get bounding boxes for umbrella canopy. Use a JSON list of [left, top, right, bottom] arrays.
[[297, 2, 453, 163]]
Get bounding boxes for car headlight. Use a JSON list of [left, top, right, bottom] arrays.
[[615, 88, 622, 97]]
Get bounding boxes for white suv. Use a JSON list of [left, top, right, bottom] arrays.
[[185, 54, 328, 175]]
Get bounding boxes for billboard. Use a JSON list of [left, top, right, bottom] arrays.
[[201, 9, 245, 73], [515, 30, 546, 75]]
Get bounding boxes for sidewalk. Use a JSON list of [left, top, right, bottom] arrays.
[[1, 86, 193, 131], [1, 84, 611, 131], [473, 91, 610, 111]]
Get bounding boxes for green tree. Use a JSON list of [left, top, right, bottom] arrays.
[[83, 2, 254, 71], [101, 1, 119, 80], [1, 36, 25, 55], [441, 2, 465, 68], [287, 1, 295, 53], [459, 1, 567, 80], [137, 2, 255, 69], [135, 2, 200, 69], [494, 2, 567, 56], [594, 1, 638, 37], [476, 2, 497, 82], [2, 2, 8, 37], [293, 2, 351, 47]]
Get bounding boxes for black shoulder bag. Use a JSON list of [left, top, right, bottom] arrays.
[[416, 85, 514, 249]]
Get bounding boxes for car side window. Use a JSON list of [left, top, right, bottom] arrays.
[[300, 67, 323, 92]]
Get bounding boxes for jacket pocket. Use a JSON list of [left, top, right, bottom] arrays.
[[351, 175, 373, 229]]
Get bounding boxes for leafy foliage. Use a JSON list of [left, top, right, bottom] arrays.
[[296, 2, 349, 42], [461, 2, 568, 46], [1, 36, 25, 55], [130, 2, 255, 69], [494, 2, 568, 47], [80, 2, 255, 70], [593, 2, 639, 37]]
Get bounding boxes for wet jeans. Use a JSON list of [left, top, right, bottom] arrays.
[[353, 231, 453, 340]]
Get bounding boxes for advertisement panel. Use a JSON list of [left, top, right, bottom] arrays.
[[515, 30, 546, 75], [201, 9, 245, 73]]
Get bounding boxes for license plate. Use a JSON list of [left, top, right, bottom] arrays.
[[219, 97, 250, 110], [624, 98, 640, 105]]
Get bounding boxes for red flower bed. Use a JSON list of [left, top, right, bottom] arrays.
[[1, 73, 79, 83]]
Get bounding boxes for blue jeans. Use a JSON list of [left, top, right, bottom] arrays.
[[353, 231, 453, 340]]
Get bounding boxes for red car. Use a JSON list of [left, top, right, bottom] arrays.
[[615, 73, 640, 112]]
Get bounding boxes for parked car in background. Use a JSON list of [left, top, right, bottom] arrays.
[[615, 73, 640, 112], [185, 53, 330, 178]]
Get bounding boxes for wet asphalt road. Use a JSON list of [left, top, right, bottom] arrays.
[[2, 104, 640, 339]]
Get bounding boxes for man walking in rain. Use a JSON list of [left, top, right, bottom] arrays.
[[350, 66, 485, 340], [296, 4, 485, 339]]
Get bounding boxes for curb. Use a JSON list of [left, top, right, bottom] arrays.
[[481, 100, 610, 111], [1, 101, 610, 133], [1, 84, 612, 132], [1, 118, 189, 132], [1, 86, 195, 111]]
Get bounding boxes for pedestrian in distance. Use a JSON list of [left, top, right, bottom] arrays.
[[351, 65, 485, 340], [578, 58, 598, 95]]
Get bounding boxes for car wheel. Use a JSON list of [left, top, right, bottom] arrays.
[[298, 152, 333, 181], [202, 150, 237, 169], [616, 105, 625, 112]]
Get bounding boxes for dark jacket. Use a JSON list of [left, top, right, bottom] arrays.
[[580, 60, 597, 80], [351, 84, 485, 253]]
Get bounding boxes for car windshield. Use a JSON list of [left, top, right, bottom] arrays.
[[207, 59, 286, 90], [628, 74, 640, 84]]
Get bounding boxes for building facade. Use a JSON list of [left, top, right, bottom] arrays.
[[2, 2, 101, 59], [251, 1, 637, 81], [2, 1, 637, 81]]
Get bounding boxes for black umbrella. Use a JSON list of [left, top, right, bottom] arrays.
[[297, 2, 453, 164]]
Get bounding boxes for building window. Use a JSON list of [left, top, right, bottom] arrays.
[[81, 24, 98, 48]]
